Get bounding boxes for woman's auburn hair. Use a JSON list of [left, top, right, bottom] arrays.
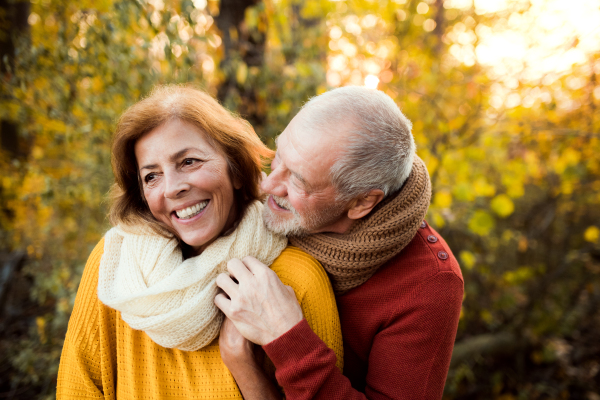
[[109, 84, 274, 236]]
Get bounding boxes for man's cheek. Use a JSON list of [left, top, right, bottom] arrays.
[[289, 196, 305, 215]]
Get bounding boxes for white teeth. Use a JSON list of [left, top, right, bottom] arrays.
[[175, 201, 208, 220]]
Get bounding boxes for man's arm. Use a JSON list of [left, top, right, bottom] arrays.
[[215, 258, 463, 400], [262, 271, 463, 400]]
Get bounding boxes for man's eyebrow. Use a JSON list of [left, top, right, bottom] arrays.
[[291, 170, 309, 188]]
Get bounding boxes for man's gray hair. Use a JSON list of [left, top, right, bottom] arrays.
[[299, 86, 415, 202]]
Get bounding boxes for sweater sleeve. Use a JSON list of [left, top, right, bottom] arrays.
[[268, 248, 344, 373], [57, 239, 117, 400], [264, 271, 463, 400]]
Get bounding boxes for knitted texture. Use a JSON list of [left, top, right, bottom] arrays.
[[57, 241, 343, 399], [264, 224, 464, 400], [290, 155, 431, 294], [97, 201, 287, 351]]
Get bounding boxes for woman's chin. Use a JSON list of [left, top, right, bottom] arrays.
[[178, 231, 216, 254]]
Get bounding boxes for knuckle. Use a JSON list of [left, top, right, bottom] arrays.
[[254, 267, 267, 279], [263, 269, 279, 284], [229, 304, 243, 318], [227, 258, 240, 270]]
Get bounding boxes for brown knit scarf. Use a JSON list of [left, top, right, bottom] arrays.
[[289, 155, 431, 294]]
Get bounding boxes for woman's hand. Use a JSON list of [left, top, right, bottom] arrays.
[[219, 316, 256, 369], [219, 316, 282, 400]]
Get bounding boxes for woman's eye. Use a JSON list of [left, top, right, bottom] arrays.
[[144, 173, 156, 183], [183, 158, 202, 167]]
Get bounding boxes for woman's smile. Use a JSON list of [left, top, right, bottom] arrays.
[[173, 200, 209, 221]]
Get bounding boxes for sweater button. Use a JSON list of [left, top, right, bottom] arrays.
[[420, 220, 426, 228], [438, 251, 448, 260], [427, 235, 438, 243]]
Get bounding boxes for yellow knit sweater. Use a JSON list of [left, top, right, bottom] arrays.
[[57, 239, 343, 399]]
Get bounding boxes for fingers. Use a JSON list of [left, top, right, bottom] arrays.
[[214, 291, 232, 314], [216, 273, 239, 298], [240, 256, 271, 276], [226, 258, 255, 282]]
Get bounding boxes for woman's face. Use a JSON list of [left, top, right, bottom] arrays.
[[135, 118, 240, 255]]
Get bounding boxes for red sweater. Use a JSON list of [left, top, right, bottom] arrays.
[[263, 222, 464, 400]]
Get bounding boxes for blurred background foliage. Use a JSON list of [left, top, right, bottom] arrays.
[[0, 0, 599, 398]]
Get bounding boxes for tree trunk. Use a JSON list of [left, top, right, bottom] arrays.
[[215, 0, 266, 129], [432, 0, 445, 55], [0, 0, 29, 156]]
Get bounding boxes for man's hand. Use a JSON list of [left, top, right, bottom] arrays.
[[214, 256, 303, 346]]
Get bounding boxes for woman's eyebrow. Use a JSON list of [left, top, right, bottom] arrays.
[[139, 148, 207, 171], [140, 163, 158, 171], [169, 148, 196, 162]]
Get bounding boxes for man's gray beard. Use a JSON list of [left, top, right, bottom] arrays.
[[262, 195, 346, 237]]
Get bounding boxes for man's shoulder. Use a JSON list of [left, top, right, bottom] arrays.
[[347, 220, 463, 299], [401, 221, 463, 281]]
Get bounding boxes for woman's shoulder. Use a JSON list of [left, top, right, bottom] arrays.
[[270, 246, 324, 274], [76, 237, 106, 290], [270, 246, 332, 299], [85, 238, 106, 271]]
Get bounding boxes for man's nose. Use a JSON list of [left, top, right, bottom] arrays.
[[261, 169, 287, 198], [164, 171, 190, 199]]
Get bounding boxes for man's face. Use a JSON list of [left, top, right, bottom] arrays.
[[261, 113, 348, 236]]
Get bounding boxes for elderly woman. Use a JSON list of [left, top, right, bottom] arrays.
[[56, 86, 342, 399]]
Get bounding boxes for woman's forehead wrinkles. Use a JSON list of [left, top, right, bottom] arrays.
[[136, 122, 214, 167]]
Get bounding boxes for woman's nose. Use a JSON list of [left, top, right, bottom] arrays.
[[164, 172, 190, 198]]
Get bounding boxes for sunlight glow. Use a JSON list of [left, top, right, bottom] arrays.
[[364, 74, 380, 89], [471, 0, 600, 80]]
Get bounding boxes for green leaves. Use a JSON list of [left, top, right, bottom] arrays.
[[468, 210, 495, 236], [490, 194, 514, 218], [584, 226, 600, 243]]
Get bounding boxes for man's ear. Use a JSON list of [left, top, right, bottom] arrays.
[[347, 189, 385, 220]]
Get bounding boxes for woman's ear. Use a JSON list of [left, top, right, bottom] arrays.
[[233, 175, 243, 190], [347, 189, 385, 220]]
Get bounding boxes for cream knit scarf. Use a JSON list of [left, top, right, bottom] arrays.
[[97, 201, 287, 351], [290, 155, 431, 295]]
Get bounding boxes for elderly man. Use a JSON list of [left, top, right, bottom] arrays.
[[215, 86, 464, 400]]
